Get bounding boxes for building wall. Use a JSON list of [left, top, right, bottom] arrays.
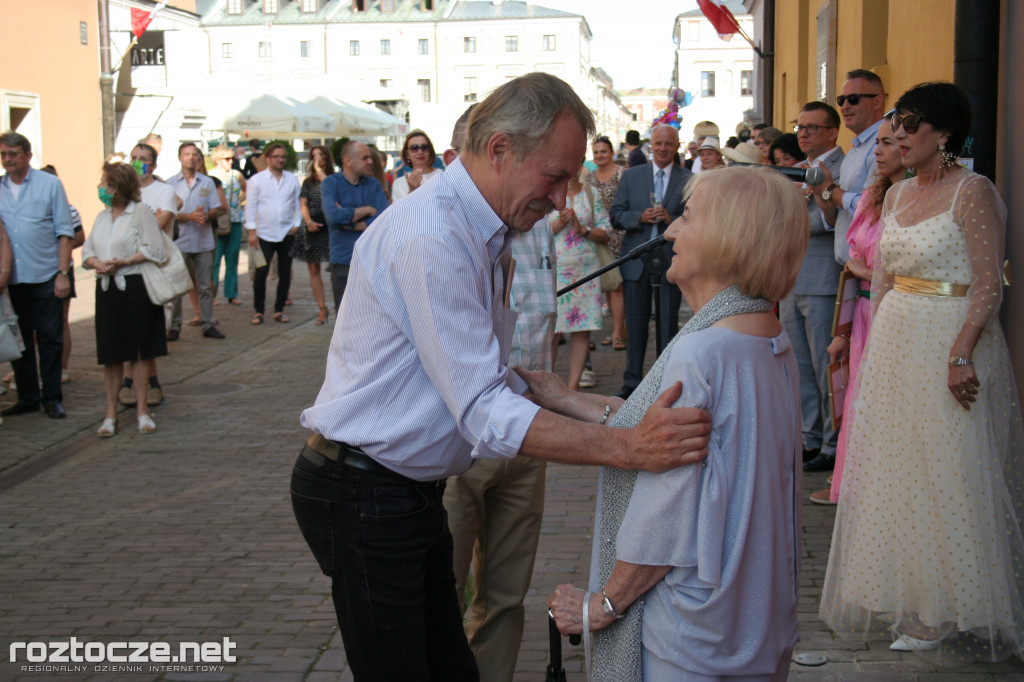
[[674, 14, 755, 143], [0, 0, 104, 224]]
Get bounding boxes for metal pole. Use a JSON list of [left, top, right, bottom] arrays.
[[98, 0, 116, 157], [953, 0, 1000, 181]]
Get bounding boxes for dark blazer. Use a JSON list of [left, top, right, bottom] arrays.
[[610, 162, 692, 281], [795, 149, 846, 296]]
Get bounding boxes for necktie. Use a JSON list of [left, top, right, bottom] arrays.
[[654, 169, 665, 204]]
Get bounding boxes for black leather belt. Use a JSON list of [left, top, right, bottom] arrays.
[[304, 433, 444, 487]]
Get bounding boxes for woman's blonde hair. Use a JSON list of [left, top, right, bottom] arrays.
[[683, 166, 808, 301]]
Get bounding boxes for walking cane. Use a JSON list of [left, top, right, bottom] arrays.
[[545, 612, 581, 682]]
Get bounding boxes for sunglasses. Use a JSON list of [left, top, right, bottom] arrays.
[[594, 136, 611, 144], [793, 124, 836, 135], [890, 111, 926, 134], [408, 144, 431, 153], [836, 93, 879, 107]]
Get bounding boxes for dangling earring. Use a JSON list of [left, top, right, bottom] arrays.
[[939, 143, 957, 169]]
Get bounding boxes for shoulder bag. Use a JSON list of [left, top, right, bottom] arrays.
[[0, 290, 25, 363], [134, 205, 193, 305]]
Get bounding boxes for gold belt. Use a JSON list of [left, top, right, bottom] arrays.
[[893, 275, 969, 297]]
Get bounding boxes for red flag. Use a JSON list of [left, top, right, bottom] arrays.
[[130, 2, 167, 39], [697, 0, 742, 40]]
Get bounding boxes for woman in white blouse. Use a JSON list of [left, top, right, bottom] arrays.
[[82, 162, 168, 436], [391, 129, 441, 202]]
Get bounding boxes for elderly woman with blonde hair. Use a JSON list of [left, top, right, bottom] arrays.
[[521, 165, 809, 680]]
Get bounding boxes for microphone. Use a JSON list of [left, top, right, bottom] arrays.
[[557, 234, 668, 297], [728, 162, 827, 186]]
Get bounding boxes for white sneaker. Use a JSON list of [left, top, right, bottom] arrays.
[[579, 369, 598, 388], [890, 634, 944, 651]]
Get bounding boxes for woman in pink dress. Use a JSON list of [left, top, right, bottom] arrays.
[[810, 116, 907, 504]]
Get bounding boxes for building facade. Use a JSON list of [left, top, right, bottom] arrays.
[[672, 0, 754, 143]]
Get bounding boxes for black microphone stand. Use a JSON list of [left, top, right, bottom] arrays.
[[558, 232, 671, 356]]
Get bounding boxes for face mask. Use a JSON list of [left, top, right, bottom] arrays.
[[132, 159, 149, 176], [98, 187, 114, 206]]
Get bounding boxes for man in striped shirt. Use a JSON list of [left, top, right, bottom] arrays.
[[292, 73, 711, 681]]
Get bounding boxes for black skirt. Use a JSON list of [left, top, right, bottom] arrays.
[[94, 274, 168, 365]]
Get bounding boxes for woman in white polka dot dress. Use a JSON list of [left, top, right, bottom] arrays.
[[820, 82, 1024, 664]]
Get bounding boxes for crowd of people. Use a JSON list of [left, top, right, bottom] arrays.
[[2, 67, 1022, 681]]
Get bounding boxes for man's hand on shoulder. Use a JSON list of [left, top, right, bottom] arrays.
[[625, 381, 711, 472]]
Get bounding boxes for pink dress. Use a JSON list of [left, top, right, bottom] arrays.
[[828, 190, 881, 502]]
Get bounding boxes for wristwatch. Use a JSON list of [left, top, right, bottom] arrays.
[[57, 269, 69, 276], [600, 588, 626, 619], [949, 356, 973, 366], [821, 184, 838, 201]]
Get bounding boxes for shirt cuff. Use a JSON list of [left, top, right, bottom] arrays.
[[470, 389, 540, 460]]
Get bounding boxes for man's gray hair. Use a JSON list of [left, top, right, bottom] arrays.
[[464, 72, 596, 159], [0, 131, 31, 154], [651, 124, 679, 141], [451, 104, 477, 151]]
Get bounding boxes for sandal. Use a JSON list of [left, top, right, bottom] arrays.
[[189, 317, 201, 327], [600, 336, 613, 346], [613, 337, 627, 351], [97, 417, 118, 438], [138, 414, 156, 433], [316, 307, 329, 326], [273, 312, 290, 323], [250, 313, 264, 325], [228, 298, 242, 305]]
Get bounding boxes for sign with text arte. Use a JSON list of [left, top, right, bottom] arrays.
[[130, 31, 166, 88]]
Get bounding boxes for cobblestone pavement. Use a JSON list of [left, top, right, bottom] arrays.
[[2, 264, 1022, 681]]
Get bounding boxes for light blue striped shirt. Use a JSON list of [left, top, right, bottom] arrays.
[[0, 168, 73, 284], [301, 158, 539, 481], [835, 118, 883, 264]]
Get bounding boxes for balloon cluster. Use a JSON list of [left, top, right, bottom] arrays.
[[653, 88, 693, 129]]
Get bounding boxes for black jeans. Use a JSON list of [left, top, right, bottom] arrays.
[[8, 277, 63, 404], [290, 445, 478, 682], [252, 235, 294, 315], [329, 263, 350, 313]]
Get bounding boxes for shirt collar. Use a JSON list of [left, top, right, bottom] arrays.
[[444, 158, 507, 254], [852, 118, 884, 148], [1, 167, 33, 187]]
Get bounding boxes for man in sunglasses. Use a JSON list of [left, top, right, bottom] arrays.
[[816, 69, 887, 265]]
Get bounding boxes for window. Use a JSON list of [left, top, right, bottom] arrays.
[[349, 40, 360, 56], [258, 41, 272, 58], [300, 40, 311, 58], [420, 0, 434, 10], [351, 0, 365, 11], [227, 0, 243, 14], [701, 70, 716, 97], [505, 36, 518, 52], [380, 78, 391, 90], [380, 39, 390, 55], [464, 77, 477, 103], [464, 37, 476, 53], [221, 42, 233, 59], [264, 0, 278, 13], [301, 0, 319, 11], [543, 35, 556, 51], [381, 0, 396, 10], [418, 78, 431, 102], [740, 70, 753, 96], [418, 38, 429, 55]]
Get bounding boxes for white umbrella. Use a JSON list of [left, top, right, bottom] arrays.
[[306, 96, 408, 138], [217, 94, 335, 138]]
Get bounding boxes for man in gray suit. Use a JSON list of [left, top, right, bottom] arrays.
[[784, 101, 846, 472], [610, 125, 693, 399]]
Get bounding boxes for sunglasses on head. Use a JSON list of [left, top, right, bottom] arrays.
[[408, 144, 431, 153], [836, 93, 879, 107], [594, 135, 611, 145], [890, 111, 926, 134]]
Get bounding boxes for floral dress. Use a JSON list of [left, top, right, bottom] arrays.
[[586, 166, 625, 257], [548, 188, 608, 334]]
